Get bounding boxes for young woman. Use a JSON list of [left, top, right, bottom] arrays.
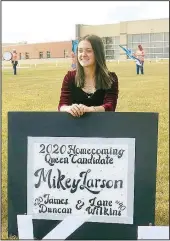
[[58, 35, 119, 117]]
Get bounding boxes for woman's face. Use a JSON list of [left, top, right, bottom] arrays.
[[77, 40, 95, 67]]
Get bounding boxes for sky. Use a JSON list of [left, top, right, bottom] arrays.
[[2, 1, 169, 44]]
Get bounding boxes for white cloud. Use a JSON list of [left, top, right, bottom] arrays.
[[2, 1, 169, 43]]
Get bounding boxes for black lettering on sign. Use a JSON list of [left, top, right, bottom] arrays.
[[85, 206, 122, 216], [43, 194, 69, 205], [45, 154, 69, 166], [34, 168, 124, 194], [39, 144, 45, 153], [39, 144, 67, 154], [39, 204, 72, 214]]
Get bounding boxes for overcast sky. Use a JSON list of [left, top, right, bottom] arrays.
[[2, 1, 169, 43]]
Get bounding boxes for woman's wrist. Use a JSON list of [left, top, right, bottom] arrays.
[[86, 106, 96, 112], [92, 106, 97, 112], [87, 106, 105, 112], [60, 105, 70, 112]]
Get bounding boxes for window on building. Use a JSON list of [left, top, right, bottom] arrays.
[[151, 42, 163, 47], [25, 52, 29, 59], [164, 47, 169, 54], [163, 52, 169, 58], [106, 50, 114, 58], [164, 32, 169, 41], [154, 48, 164, 53], [149, 48, 155, 54], [144, 49, 149, 56], [149, 53, 157, 58], [113, 45, 120, 50], [127, 32, 168, 59], [64, 49, 69, 58], [127, 43, 132, 50], [164, 41, 169, 47], [141, 33, 149, 42], [113, 50, 120, 59], [46, 51, 51, 58], [127, 34, 132, 43], [39, 52, 43, 59], [102, 37, 106, 44], [132, 43, 139, 49], [106, 56, 114, 60], [143, 47, 150, 53], [105, 44, 114, 50], [114, 36, 120, 45], [150, 33, 163, 42], [154, 53, 164, 58], [132, 34, 141, 43], [102, 36, 120, 59], [139, 42, 150, 48], [155, 33, 164, 41], [106, 37, 114, 44]]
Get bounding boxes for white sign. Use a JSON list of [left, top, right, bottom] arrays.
[[138, 226, 169, 239], [27, 137, 135, 224], [17, 215, 33, 239]]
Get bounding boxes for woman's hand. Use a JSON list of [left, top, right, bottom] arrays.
[[64, 104, 96, 117], [78, 105, 96, 113], [66, 104, 85, 117]]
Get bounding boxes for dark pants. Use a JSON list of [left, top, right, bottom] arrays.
[[12, 61, 18, 75], [136, 62, 144, 75]]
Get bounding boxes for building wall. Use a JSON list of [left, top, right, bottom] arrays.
[[126, 18, 169, 34], [79, 23, 120, 37], [2, 41, 72, 59], [77, 18, 169, 60]]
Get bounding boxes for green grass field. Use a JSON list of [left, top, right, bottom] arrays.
[[2, 60, 169, 239]]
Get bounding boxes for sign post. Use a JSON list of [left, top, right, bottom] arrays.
[[8, 112, 158, 240]]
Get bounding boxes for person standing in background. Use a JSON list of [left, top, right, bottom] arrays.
[[70, 40, 79, 70], [11, 49, 18, 75], [71, 51, 77, 70], [134, 45, 145, 75]]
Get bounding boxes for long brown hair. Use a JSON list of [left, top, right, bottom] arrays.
[[138, 44, 143, 51], [75, 35, 113, 90]]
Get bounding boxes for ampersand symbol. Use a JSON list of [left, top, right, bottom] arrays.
[[76, 200, 84, 210]]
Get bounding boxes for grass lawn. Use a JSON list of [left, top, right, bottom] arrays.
[[2, 60, 169, 239]]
